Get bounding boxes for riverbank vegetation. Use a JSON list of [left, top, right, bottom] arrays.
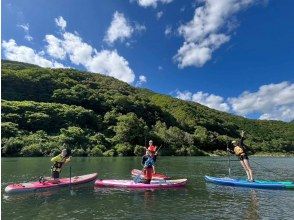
[[2, 60, 293, 157]]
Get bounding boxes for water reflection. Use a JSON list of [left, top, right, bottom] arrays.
[[244, 190, 260, 220]]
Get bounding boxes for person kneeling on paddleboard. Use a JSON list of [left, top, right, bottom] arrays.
[[141, 143, 157, 184], [51, 149, 71, 182], [228, 131, 254, 182], [40, 149, 71, 184]]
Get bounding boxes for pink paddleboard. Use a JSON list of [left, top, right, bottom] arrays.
[[5, 173, 98, 194], [131, 169, 170, 180], [95, 179, 187, 189]]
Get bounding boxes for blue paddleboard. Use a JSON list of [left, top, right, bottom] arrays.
[[205, 176, 294, 190]]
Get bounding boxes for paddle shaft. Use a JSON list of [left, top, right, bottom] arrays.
[[69, 166, 72, 190], [227, 142, 231, 177]]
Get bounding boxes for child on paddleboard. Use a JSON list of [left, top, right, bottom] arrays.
[[141, 140, 157, 184], [39, 148, 71, 184], [228, 131, 254, 182]]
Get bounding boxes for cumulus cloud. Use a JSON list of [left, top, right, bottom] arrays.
[[176, 90, 230, 112], [229, 82, 294, 121], [18, 23, 33, 41], [175, 81, 294, 122], [44, 28, 135, 83], [104, 11, 145, 45], [134, 0, 173, 8], [86, 50, 135, 83], [175, 0, 254, 68], [104, 12, 133, 44], [135, 75, 147, 87], [2, 39, 64, 68], [55, 16, 67, 31], [45, 35, 67, 60], [45, 32, 135, 83]]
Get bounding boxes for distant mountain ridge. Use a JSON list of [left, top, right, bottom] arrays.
[[1, 60, 293, 156]]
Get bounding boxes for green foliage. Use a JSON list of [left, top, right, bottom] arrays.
[[1, 60, 293, 156], [103, 149, 115, 157], [134, 145, 145, 156], [20, 144, 43, 157], [113, 113, 147, 145], [115, 143, 133, 156], [1, 122, 19, 137]]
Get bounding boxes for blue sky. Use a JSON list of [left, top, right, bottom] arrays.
[[2, 0, 294, 122]]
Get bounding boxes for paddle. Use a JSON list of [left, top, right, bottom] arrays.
[[226, 140, 231, 177], [69, 165, 75, 195]]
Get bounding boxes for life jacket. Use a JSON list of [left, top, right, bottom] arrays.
[[144, 155, 155, 167], [51, 157, 67, 172], [234, 146, 244, 156]]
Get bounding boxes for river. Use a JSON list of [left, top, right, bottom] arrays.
[[2, 157, 294, 219]]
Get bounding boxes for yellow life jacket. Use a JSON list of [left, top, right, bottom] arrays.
[[51, 155, 67, 172], [234, 146, 244, 156]]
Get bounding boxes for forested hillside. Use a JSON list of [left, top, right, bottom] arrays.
[[2, 60, 293, 156]]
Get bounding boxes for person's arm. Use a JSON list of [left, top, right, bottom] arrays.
[[65, 156, 71, 163]]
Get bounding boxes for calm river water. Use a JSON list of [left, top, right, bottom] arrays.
[[2, 157, 294, 219]]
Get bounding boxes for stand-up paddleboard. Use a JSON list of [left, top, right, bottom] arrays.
[[95, 179, 187, 189], [131, 169, 170, 180], [205, 176, 294, 190], [5, 173, 98, 194]]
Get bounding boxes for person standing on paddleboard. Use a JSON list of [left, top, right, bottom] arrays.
[[141, 140, 157, 184], [228, 131, 254, 182]]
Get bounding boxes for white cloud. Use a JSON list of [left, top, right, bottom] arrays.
[[134, 0, 173, 8], [176, 90, 230, 112], [175, 0, 254, 68], [165, 25, 172, 36], [44, 29, 135, 83], [86, 50, 135, 84], [18, 23, 33, 41], [229, 82, 294, 121], [174, 34, 230, 68], [45, 35, 66, 60], [62, 32, 93, 66], [2, 39, 64, 68], [104, 11, 146, 45], [136, 75, 147, 87], [55, 16, 67, 31], [156, 11, 163, 20], [175, 81, 294, 122], [104, 12, 133, 44]]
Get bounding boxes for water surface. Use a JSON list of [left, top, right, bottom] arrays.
[[2, 157, 294, 219]]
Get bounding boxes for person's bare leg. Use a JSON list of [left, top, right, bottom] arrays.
[[240, 160, 250, 180], [243, 159, 254, 180]]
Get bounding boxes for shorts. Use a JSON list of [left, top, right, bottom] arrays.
[[144, 167, 153, 181], [52, 171, 60, 179], [239, 154, 249, 161]]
